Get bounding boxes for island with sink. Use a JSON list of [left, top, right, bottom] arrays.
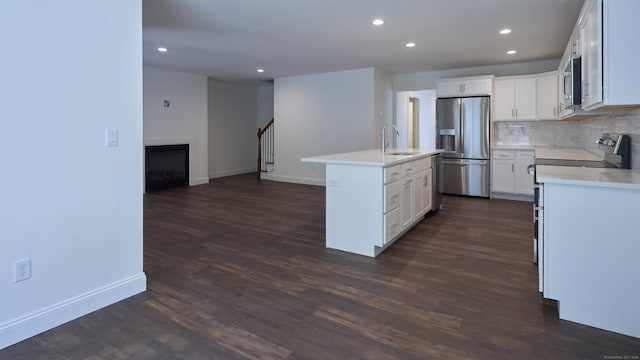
[[302, 148, 442, 257]]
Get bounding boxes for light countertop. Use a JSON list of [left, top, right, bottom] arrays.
[[493, 146, 603, 161], [301, 148, 443, 167], [537, 165, 640, 190], [534, 148, 602, 161], [492, 145, 536, 150]]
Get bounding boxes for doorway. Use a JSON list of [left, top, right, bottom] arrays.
[[408, 97, 419, 148]]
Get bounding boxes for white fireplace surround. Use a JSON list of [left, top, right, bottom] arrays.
[[144, 136, 207, 188]]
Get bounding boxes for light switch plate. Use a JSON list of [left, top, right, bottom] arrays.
[[106, 128, 118, 147]]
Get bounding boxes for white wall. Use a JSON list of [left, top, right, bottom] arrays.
[[274, 68, 391, 185], [208, 80, 260, 178], [257, 84, 275, 128], [0, 0, 145, 349], [416, 90, 437, 150], [143, 66, 209, 186], [393, 59, 560, 91], [395, 90, 437, 150]]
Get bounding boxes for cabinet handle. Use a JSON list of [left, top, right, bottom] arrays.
[[515, 108, 518, 117], [511, 164, 514, 173], [553, 106, 556, 116], [583, 82, 589, 97]]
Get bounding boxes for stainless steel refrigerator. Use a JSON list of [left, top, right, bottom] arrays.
[[436, 96, 490, 197]]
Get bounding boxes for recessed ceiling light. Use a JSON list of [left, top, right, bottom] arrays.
[[372, 19, 384, 26], [406, 42, 416, 48], [257, 69, 265, 73], [157, 47, 168, 53], [499, 28, 512, 35], [507, 50, 517, 55]]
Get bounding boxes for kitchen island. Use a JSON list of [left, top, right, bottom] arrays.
[[302, 149, 442, 257]]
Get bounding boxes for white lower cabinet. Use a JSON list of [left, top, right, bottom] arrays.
[[323, 155, 434, 257], [400, 158, 430, 230], [491, 149, 534, 200]]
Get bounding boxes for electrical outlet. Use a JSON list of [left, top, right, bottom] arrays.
[[14, 258, 31, 282]]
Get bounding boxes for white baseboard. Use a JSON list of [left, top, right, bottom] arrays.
[[0, 273, 146, 350], [191, 176, 210, 186], [491, 192, 534, 202], [209, 167, 254, 179], [271, 174, 325, 187]]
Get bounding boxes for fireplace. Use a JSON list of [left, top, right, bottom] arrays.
[[145, 144, 189, 192]]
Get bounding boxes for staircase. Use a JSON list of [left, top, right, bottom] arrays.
[[257, 118, 274, 182]]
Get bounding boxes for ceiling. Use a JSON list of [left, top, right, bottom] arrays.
[[142, 0, 585, 82]]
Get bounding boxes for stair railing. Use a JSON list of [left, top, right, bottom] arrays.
[[257, 118, 274, 183]]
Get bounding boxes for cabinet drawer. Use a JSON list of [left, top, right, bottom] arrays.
[[384, 181, 401, 213], [493, 150, 515, 160], [384, 165, 401, 184], [401, 162, 416, 178], [384, 207, 401, 244], [414, 158, 429, 172]]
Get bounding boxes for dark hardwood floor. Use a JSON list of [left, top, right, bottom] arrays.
[[3, 173, 639, 359]]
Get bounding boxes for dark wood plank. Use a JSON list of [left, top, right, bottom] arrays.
[[2, 173, 639, 359]]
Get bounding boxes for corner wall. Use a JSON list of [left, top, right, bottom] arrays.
[[0, 0, 145, 349], [208, 80, 261, 178], [143, 66, 209, 186], [273, 68, 390, 185]]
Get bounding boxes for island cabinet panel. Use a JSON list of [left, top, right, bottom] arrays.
[[325, 164, 384, 256]]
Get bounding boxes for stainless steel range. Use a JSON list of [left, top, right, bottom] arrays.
[[530, 133, 631, 265]]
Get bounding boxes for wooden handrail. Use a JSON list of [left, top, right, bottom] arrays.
[[258, 118, 274, 137], [257, 118, 274, 183]]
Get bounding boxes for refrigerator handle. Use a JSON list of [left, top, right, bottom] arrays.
[[459, 100, 465, 158]]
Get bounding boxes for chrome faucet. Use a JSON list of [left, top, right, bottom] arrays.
[[381, 123, 399, 153]]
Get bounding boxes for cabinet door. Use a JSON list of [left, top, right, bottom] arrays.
[[494, 79, 515, 120], [537, 72, 558, 120], [515, 152, 535, 195], [401, 177, 414, 230], [384, 207, 401, 245], [581, 0, 602, 109], [436, 80, 462, 97], [463, 78, 493, 96], [423, 169, 432, 213], [514, 78, 537, 120], [384, 181, 401, 213], [492, 159, 515, 193], [413, 171, 424, 219]]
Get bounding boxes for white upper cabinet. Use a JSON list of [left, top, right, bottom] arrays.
[[494, 77, 537, 121], [577, 0, 640, 111], [580, 0, 601, 109], [436, 76, 493, 97], [536, 71, 559, 120]]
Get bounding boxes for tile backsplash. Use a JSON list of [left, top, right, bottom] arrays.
[[494, 111, 640, 170]]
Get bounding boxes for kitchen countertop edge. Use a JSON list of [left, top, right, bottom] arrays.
[[537, 165, 640, 190], [301, 149, 443, 167]]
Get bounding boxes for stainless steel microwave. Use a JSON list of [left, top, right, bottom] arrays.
[[563, 57, 582, 110]]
